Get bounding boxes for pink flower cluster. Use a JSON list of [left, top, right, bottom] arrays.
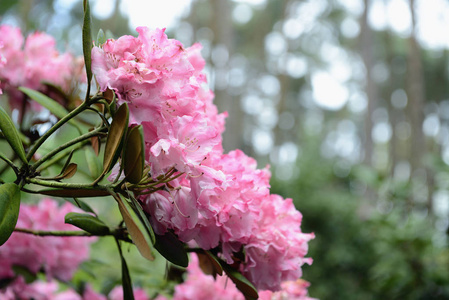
[[258, 280, 316, 300], [156, 254, 314, 300], [0, 278, 84, 300], [0, 198, 95, 281], [0, 25, 84, 109], [92, 27, 313, 291], [0, 41, 5, 94], [156, 254, 245, 300], [0, 279, 149, 300]]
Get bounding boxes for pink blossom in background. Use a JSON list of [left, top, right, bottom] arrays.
[[258, 279, 316, 300], [162, 253, 245, 300], [0, 278, 82, 300], [92, 26, 313, 292], [108, 285, 149, 300], [0, 198, 96, 281], [0, 24, 85, 110], [0, 280, 150, 300], [82, 285, 107, 300], [156, 254, 314, 300], [0, 42, 5, 94]]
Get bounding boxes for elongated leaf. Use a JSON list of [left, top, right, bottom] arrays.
[[219, 258, 258, 300], [154, 231, 188, 267], [85, 147, 102, 179], [60, 150, 75, 174], [83, 0, 92, 88], [38, 188, 110, 198], [18, 87, 82, 130], [91, 135, 101, 156], [0, 106, 27, 164], [115, 194, 154, 260], [55, 163, 77, 180], [0, 183, 21, 246], [124, 126, 144, 184], [65, 212, 109, 235], [197, 251, 223, 277], [129, 194, 155, 244], [103, 88, 116, 104], [103, 103, 129, 173], [64, 198, 96, 214], [42, 81, 70, 105], [119, 245, 135, 300]]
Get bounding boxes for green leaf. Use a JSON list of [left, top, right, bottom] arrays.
[[18, 87, 82, 131], [118, 244, 135, 300], [12, 265, 37, 284], [83, 0, 93, 91], [197, 250, 223, 277], [129, 194, 155, 244], [124, 125, 145, 184], [96, 28, 106, 45], [64, 197, 96, 214], [114, 194, 155, 261], [0, 106, 27, 164], [55, 163, 77, 180], [38, 188, 110, 198], [0, 183, 21, 246], [65, 212, 109, 235], [85, 147, 102, 179], [60, 149, 75, 174], [103, 103, 129, 173], [154, 231, 188, 267], [219, 258, 258, 300], [103, 88, 116, 104], [42, 81, 70, 105]]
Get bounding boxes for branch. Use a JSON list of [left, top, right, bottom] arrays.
[[26, 95, 102, 161], [0, 152, 19, 175], [26, 177, 115, 190], [14, 227, 91, 237], [14, 227, 133, 243], [32, 126, 107, 170]]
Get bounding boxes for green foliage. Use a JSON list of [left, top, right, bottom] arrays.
[[103, 103, 129, 174], [65, 212, 110, 235], [271, 138, 449, 300], [0, 106, 28, 165], [153, 231, 189, 268], [82, 0, 93, 95], [0, 183, 21, 246], [19, 87, 82, 131], [114, 193, 156, 261], [123, 125, 145, 184]]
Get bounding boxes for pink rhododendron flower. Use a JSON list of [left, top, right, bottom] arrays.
[[92, 27, 225, 177], [242, 195, 314, 291], [156, 254, 315, 300], [162, 254, 245, 300], [258, 279, 316, 300], [0, 24, 85, 110], [82, 285, 107, 300], [0, 198, 96, 281], [108, 285, 149, 300], [0, 278, 82, 300], [92, 26, 313, 292], [0, 42, 5, 94]]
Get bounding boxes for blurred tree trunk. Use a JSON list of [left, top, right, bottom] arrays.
[[360, 0, 377, 167], [406, 0, 432, 211], [274, 0, 291, 147], [210, 0, 242, 152]]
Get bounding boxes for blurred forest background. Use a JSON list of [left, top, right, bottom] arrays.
[[2, 0, 449, 299]]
